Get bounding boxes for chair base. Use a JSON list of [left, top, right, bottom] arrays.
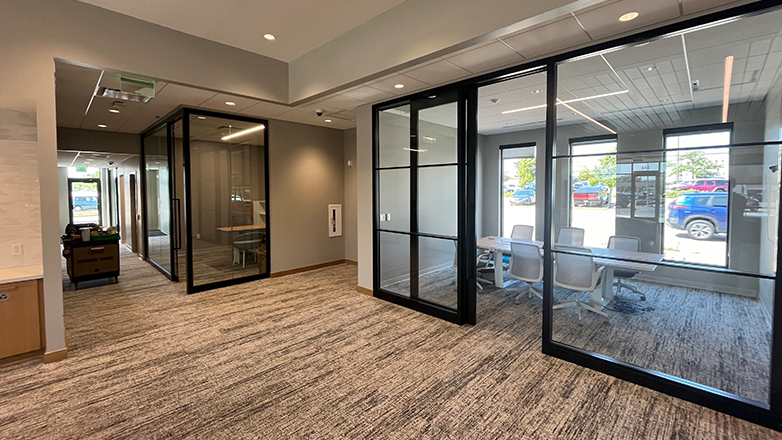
[[614, 279, 645, 301], [553, 294, 608, 320], [512, 284, 543, 303]]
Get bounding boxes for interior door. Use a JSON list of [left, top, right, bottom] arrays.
[[142, 122, 180, 281], [374, 90, 475, 324]]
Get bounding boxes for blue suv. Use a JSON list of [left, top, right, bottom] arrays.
[[666, 193, 727, 240]]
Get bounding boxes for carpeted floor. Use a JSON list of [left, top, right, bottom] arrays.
[[0, 248, 779, 439], [385, 266, 772, 403]]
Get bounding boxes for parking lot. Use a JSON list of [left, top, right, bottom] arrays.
[[502, 198, 727, 267]]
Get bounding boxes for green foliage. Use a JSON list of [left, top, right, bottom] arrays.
[[71, 182, 97, 192], [515, 158, 536, 187], [577, 154, 617, 190], [667, 151, 722, 180], [665, 189, 696, 198]]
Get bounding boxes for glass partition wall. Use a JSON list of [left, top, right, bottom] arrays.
[[141, 108, 270, 293], [372, 2, 782, 430]]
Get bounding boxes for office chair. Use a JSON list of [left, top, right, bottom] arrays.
[[553, 246, 607, 320], [510, 224, 534, 240], [608, 235, 645, 301], [508, 242, 543, 302], [453, 242, 488, 291], [233, 231, 264, 268], [557, 227, 585, 246]]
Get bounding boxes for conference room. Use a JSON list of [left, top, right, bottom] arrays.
[[375, 5, 781, 413]]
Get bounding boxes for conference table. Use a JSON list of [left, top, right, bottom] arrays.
[[476, 236, 663, 310]]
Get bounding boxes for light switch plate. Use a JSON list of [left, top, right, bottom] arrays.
[[386, 213, 391, 221], [11, 243, 22, 256], [380, 214, 387, 221]]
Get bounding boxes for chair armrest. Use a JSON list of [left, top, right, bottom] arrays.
[[592, 266, 605, 289]]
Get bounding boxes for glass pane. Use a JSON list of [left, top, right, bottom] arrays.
[[417, 236, 457, 309], [70, 180, 100, 225], [418, 102, 457, 165], [379, 169, 410, 232], [189, 114, 268, 287], [418, 165, 457, 237], [477, 71, 547, 241], [549, 6, 782, 403], [143, 125, 171, 272], [379, 105, 410, 168], [379, 231, 410, 296], [551, 256, 773, 403]]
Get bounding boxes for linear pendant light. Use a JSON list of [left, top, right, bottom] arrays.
[[722, 55, 734, 123], [502, 90, 629, 114], [558, 99, 616, 134], [221, 124, 265, 141]]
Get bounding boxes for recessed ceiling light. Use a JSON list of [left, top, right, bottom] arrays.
[[85, 159, 94, 162], [226, 101, 236, 106], [325, 119, 332, 123], [645, 66, 656, 71], [634, 42, 650, 47], [197, 116, 207, 120], [108, 109, 120, 113], [619, 12, 639, 22], [97, 124, 107, 128], [264, 34, 276, 41], [661, 98, 671, 102], [429, 95, 437, 99], [531, 89, 541, 94], [394, 84, 405, 89]]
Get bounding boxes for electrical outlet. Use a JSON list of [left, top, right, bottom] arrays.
[[379, 214, 386, 222], [386, 213, 391, 221], [196, 233, 201, 239], [11, 243, 23, 256]]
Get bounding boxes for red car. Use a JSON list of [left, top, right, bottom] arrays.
[[573, 185, 610, 207], [677, 178, 728, 192]]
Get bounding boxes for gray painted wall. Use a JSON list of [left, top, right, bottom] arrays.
[[57, 128, 140, 154], [344, 129, 358, 262]]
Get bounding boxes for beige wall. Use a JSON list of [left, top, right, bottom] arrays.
[[268, 121, 346, 272], [0, 0, 288, 355], [344, 129, 358, 262], [357, 105, 373, 290]]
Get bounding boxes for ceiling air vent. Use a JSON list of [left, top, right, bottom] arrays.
[[97, 75, 155, 103]]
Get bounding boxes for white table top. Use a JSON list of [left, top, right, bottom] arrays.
[[0, 265, 44, 284], [477, 236, 662, 271]]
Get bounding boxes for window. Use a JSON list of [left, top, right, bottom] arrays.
[[500, 143, 536, 238], [568, 137, 617, 248]]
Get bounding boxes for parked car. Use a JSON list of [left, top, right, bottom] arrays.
[[666, 193, 727, 240], [677, 178, 728, 192], [504, 183, 520, 193], [509, 189, 535, 206], [572, 181, 586, 191], [72, 196, 98, 211], [573, 185, 609, 207]]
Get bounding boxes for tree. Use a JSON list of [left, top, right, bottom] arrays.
[[515, 158, 536, 187], [668, 151, 722, 180], [577, 155, 616, 192]]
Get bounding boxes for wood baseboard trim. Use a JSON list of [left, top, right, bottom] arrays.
[[271, 260, 347, 278], [356, 286, 373, 296], [0, 349, 45, 367], [44, 348, 68, 363], [345, 259, 358, 266]]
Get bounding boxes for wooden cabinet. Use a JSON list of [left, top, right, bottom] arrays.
[[0, 279, 44, 359]]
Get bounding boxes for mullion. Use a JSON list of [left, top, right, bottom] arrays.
[[410, 105, 419, 300]]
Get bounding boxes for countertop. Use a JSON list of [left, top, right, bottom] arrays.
[[0, 265, 44, 284]]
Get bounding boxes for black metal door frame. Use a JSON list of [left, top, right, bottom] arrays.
[[373, 89, 476, 325]]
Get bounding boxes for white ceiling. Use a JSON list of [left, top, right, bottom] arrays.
[[76, 0, 407, 62], [57, 0, 755, 136], [57, 150, 136, 169]]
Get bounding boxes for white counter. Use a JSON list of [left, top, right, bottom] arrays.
[[0, 265, 44, 284]]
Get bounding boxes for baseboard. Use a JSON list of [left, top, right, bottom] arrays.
[[0, 349, 44, 367], [271, 259, 347, 278], [356, 286, 373, 296], [44, 348, 68, 363], [345, 259, 358, 266]]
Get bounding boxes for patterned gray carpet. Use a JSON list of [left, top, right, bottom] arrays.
[[0, 248, 778, 439]]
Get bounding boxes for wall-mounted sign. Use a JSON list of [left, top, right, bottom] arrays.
[[329, 204, 342, 237]]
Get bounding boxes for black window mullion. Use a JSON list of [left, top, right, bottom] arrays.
[[410, 105, 419, 300]]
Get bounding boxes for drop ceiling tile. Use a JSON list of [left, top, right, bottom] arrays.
[[447, 40, 525, 74], [403, 59, 471, 86], [316, 94, 365, 111], [240, 101, 292, 118], [370, 75, 429, 95], [681, 0, 740, 15], [340, 86, 394, 103], [151, 83, 218, 107], [575, 0, 680, 41], [197, 93, 259, 112], [501, 16, 591, 59]]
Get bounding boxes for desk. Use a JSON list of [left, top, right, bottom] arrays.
[[216, 224, 267, 232], [477, 236, 663, 310]]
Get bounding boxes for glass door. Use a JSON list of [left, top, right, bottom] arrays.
[[374, 90, 475, 324], [141, 122, 180, 280], [68, 178, 101, 225]]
